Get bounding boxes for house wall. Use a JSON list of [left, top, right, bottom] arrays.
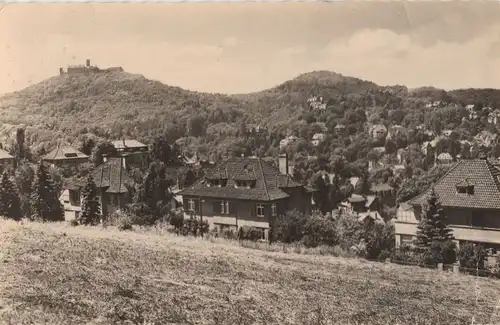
[[60, 189, 82, 221], [395, 221, 500, 247], [182, 196, 289, 240], [412, 206, 500, 228], [47, 157, 89, 168]]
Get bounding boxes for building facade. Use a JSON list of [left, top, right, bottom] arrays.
[[178, 154, 313, 241], [395, 158, 500, 252]]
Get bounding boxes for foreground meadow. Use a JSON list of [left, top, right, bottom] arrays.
[[1, 220, 500, 325]]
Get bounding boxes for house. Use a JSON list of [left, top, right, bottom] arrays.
[[387, 125, 407, 139], [61, 157, 133, 221], [110, 139, 149, 169], [334, 124, 346, 136], [279, 136, 298, 150], [340, 194, 379, 215], [42, 146, 89, 168], [487, 110, 500, 125], [441, 130, 454, 137], [178, 154, 313, 241], [394, 157, 500, 251], [311, 133, 325, 147], [437, 152, 453, 165], [370, 124, 388, 140], [370, 183, 396, 206], [0, 149, 15, 170]]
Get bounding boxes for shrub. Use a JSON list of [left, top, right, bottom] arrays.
[[69, 219, 79, 227], [458, 243, 487, 271], [334, 213, 364, 250], [238, 226, 263, 241], [391, 245, 415, 264], [118, 217, 133, 231], [169, 208, 184, 233], [417, 240, 457, 266], [222, 228, 237, 240]]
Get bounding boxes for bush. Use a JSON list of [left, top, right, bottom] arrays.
[[458, 243, 487, 271], [169, 208, 184, 233], [417, 240, 457, 266], [222, 228, 237, 240], [391, 245, 415, 264], [238, 226, 263, 241], [69, 219, 79, 227], [118, 217, 133, 231]]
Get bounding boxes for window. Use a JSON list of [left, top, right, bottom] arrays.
[[271, 204, 277, 217], [188, 199, 196, 212], [256, 204, 265, 217], [220, 201, 230, 214], [457, 185, 475, 195], [110, 195, 119, 206], [69, 190, 80, 205]]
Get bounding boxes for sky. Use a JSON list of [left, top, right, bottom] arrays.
[[1, 2, 500, 95]]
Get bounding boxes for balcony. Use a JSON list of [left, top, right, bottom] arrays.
[[395, 221, 500, 245]]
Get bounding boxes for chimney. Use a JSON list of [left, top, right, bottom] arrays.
[[278, 153, 289, 175], [59, 67, 64, 75], [86, 59, 90, 67]]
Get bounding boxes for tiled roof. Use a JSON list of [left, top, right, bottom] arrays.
[[178, 157, 305, 201], [66, 158, 132, 193], [42, 146, 88, 161], [409, 159, 500, 210]]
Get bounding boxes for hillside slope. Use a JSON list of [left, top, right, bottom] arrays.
[[1, 219, 500, 325], [1, 69, 500, 158]]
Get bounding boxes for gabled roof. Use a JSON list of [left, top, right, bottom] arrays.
[[408, 159, 500, 210], [0, 149, 13, 160], [112, 139, 148, 150], [66, 157, 132, 193], [42, 146, 88, 161], [178, 157, 305, 201]]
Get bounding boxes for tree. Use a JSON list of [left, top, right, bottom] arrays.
[[188, 115, 206, 137], [311, 173, 331, 214], [0, 171, 22, 221], [90, 141, 117, 166], [355, 170, 371, 195], [79, 174, 101, 225], [31, 160, 64, 222], [131, 162, 174, 224], [414, 188, 455, 263], [149, 135, 174, 165]]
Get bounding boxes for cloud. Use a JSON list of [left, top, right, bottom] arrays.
[[221, 37, 243, 48], [280, 46, 307, 57], [320, 26, 500, 89]]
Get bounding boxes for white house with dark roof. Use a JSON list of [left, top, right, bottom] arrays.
[[395, 157, 500, 251], [42, 146, 89, 168], [61, 157, 134, 221], [109, 139, 149, 169]]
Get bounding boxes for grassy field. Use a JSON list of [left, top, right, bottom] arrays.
[[1, 220, 500, 325]]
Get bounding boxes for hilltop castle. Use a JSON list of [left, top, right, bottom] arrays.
[[59, 59, 124, 76]]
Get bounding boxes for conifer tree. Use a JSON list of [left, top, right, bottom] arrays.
[[0, 171, 23, 221], [80, 174, 101, 225], [31, 160, 64, 222], [414, 188, 454, 254]]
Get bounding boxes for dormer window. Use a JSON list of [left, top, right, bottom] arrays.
[[206, 178, 227, 187], [235, 179, 256, 188], [456, 182, 475, 195]]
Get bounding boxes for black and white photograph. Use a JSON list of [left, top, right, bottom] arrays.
[[1, 1, 500, 324]]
